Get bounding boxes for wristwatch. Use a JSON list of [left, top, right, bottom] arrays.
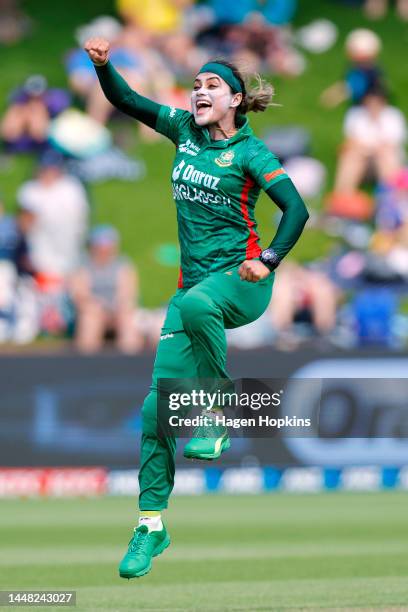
[[259, 248, 281, 272]]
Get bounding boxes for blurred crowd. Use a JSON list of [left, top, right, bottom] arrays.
[[0, 1, 408, 352]]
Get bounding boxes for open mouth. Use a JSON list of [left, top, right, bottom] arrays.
[[196, 100, 212, 115]]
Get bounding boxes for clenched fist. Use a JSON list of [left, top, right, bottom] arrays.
[[84, 37, 110, 66], [238, 259, 271, 282]]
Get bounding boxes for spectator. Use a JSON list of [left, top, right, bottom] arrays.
[[270, 262, 339, 336], [320, 28, 385, 108], [0, 0, 32, 46], [364, 224, 408, 281], [0, 203, 35, 277], [364, 0, 408, 20], [376, 168, 408, 230], [114, 3, 208, 81], [158, 30, 209, 78], [67, 16, 124, 104], [70, 225, 143, 354], [17, 150, 89, 287], [67, 22, 182, 126], [1, 75, 70, 153], [200, 1, 301, 76], [0, 201, 18, 325], [113, 25, 190, 120], [116, 0, 193, 35], [209, 0, 297, 27], [334, 86, 407, 193], [68, 17, 146, 124], [0, 201, 37, 343]]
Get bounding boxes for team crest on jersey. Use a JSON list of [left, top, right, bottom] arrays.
[[215, 150, 235, 167]]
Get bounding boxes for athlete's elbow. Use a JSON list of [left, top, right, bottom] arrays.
[[289, 197, 309, 227], [301, 205, 310, 226]]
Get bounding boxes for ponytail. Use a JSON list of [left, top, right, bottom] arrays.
[[242, 74, 275, 114], [210, 59, 275, 114]]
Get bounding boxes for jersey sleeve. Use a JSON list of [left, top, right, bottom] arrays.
[[265, 179, 309, 260], [95, 61, 162, 129], [246, 142, 288, 191], [155, 105, 192, 144]]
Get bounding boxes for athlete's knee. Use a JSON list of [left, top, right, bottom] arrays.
[[179, 290, 219, 331]]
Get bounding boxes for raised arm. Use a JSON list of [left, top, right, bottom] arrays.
[[84, 37, 162, 130]]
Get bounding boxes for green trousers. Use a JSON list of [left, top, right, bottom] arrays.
[[138, 265, 274, 510]]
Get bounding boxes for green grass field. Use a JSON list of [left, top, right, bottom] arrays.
[[2, 0, 408, 306], [1, 493, 408, 611]]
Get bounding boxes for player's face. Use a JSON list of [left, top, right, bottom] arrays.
[[191, 73, 241, 126]]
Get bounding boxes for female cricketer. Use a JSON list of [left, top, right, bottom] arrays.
[[85, 37, 309, 579]]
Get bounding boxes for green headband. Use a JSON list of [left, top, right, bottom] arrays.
[[196, 62, 243, 94]]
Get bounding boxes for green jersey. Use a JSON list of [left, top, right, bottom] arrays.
[[94, 60, 309, 290], [155, 106, 288, 288]]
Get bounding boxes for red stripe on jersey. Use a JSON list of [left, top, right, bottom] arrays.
[[240, 177, 261, 259], [177, 266, 184, 288]]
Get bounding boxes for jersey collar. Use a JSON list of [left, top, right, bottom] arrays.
[[192, 114, 253, 148]]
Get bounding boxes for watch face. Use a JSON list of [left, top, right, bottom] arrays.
[[262, 250, 273, 261]]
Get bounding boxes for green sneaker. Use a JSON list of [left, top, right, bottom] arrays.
[[183, 409, 231, 460], [118, 524, 170, 579]]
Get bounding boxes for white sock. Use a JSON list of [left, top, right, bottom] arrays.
[[138, 514, 163, 533]]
